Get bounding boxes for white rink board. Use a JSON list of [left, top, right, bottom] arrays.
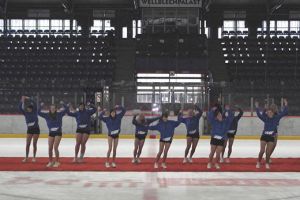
[[0, 114, 300, 135]]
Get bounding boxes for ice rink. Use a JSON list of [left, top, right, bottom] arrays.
[[0, 138, 299, 200]]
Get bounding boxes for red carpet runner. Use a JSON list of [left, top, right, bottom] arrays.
[[0, 157, 299, 172]]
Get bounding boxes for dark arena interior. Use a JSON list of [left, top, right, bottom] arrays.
[[0, 1, 300, 200]]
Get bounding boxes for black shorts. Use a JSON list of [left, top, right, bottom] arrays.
[[109, 134, 119, 139], [227, 130, 237, 138], [210, 137, 225, 146], [160, 138, 173, 144], [27, 126, 40, 135], [76, 128, 90, 134], [49, 132, 62, 137], [187, 132, 200, 139], [227, 133, 236, 139], [260, 134, 275, 143], [135, 134, 147, 140]]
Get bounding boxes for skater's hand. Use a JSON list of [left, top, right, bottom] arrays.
[[255, 101, 259, 108], [283, 98, 288, 106], [40, 102, 44, 107], [211, 106, 217, 111]]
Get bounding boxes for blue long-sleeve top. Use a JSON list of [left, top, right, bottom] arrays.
[[67, 105, 96, 129], [148, 120, 181, 140], [178, 106, 203, 135], [38, 105, 67, 133], [256, 106, 288, 135], [99, 106, 126, 136], [208, 109, 234, 140], [227, 108, 243, 132], [132, 115, 160, 135], [18, 99, 39, 128]]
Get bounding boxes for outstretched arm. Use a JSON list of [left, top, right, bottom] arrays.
[[173, 120, 181, 128], [148, 123, 160, 131], [146, 116, 161, 125]]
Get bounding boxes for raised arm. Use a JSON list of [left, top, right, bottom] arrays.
[[66, 105, 78, 117], [207, 108, 216, 124], [177, 110, 185, 123], [224, 108, 234, 126], [236, 108, 244, 121], [255, 101, 266, 122], [99, 110, 109, 122], [116, 105, 126, 118], [194, 105, 203, 119], [132, 115, 138, 126], [27, 98, 37, 113], [57, 103, 68, 117], [37, 103, 48, 119], [18, 99, 25, 114], [87, 103, 97, 116], [276, 106, 288, 119], [256, 108, 266, 122], [276, 99, 288, 120]]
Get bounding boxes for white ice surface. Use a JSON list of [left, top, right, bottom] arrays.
[[0, 139, 300, 200], [0, 172, 300, 200]]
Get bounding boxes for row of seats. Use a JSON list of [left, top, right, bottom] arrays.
[[0, 34, 114, 40], [220, 37, 300, 114], [0, 35, 115, 113], [222, 36, 300, 42], [222, 30, 300, 36], [0, 29, 114, 35]]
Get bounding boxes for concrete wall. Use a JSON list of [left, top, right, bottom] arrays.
[[0, 114, 298, 136]]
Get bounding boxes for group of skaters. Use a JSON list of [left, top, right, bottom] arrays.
[[19, 96, 288, 169]]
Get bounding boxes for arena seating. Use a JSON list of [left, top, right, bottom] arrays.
[[0, 33, 115, 113], [135, 33, 208, 73], [221, 36, 300, 114]]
